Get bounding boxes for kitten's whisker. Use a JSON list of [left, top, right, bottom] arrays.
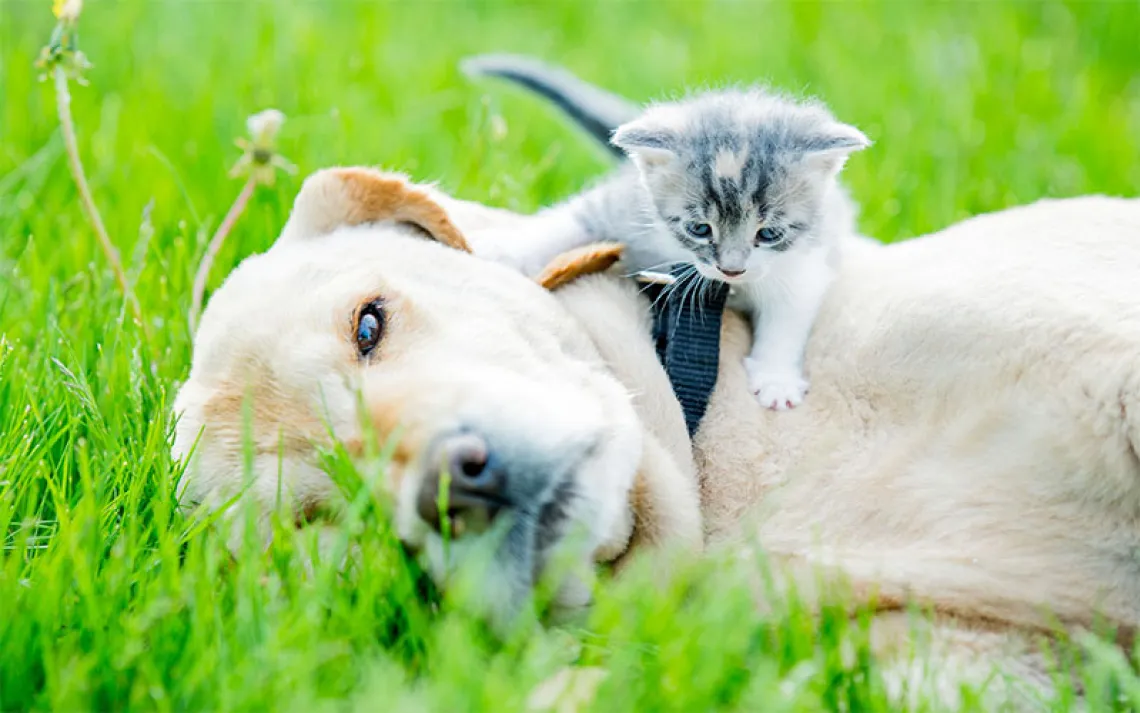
[[682, 268, 703, 326], [625, 259, 683, 280], [697, 274, 713, 326], [660, 267, 689, 311], [648, 269, 689, 311], [695, 274, 711, 327]]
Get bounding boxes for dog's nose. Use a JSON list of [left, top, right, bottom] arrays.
[[416, 432, 508, 536]]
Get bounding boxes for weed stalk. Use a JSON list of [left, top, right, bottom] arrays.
[[187, 109, 295, 334], [37, 3, 143, 326]]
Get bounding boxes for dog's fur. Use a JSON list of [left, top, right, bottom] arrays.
[[173, 167, 1140, 708]]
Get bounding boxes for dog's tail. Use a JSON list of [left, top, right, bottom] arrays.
[[461, 53, 639, 160]]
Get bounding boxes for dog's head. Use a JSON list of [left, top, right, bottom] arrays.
[[173, 167, 698, 629]]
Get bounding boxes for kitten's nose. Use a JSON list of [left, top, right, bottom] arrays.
[[718, 267, 747, 278]]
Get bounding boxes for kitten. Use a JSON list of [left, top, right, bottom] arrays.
[[465, 57, 870, 410]]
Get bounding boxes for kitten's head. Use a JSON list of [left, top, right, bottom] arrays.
[[612, 89, 869, 282]]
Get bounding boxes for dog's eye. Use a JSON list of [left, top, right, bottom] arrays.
[[685, 222, 713, 240], [756, 227, 783, 245], [355, 301, 385, 356]]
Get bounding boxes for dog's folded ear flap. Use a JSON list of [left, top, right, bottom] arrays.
[[278, 167, 471, 252], [536, 243, 625, 291]]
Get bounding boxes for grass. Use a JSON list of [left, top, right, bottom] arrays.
[[2, 0, 1140, 710]]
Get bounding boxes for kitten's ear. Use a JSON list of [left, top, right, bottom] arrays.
[[611, 121, 678, 168], [803, 123, 871, 176]]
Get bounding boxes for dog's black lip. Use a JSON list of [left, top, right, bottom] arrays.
[[526, 434, 604, 582], [533, 479, 577, 551], [528, 478, 577, 586], [415, 484, 513, 532], [399, 538, 422, 559]]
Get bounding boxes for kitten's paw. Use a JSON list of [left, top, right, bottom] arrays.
[[744, 359, 809, 411]]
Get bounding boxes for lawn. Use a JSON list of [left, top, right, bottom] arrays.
[[2, 1, 1140, 710]]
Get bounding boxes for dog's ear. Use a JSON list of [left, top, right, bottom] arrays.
[[596, 427, 703, 576], [278, 167, 471, 252], [536, 243, 624, 291]]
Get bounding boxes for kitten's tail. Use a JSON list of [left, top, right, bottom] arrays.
[[460, 53, 638, 159]]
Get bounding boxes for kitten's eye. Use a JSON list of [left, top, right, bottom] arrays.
[[355, 301, 385, 356], [756, 227, 784, 245], [685, 222, 713, 240]]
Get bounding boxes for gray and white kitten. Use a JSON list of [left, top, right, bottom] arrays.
[[465, 57, 870, 410]]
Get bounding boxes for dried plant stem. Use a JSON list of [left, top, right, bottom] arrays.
[[189, 176, 256, 334], [54, 65, 142, 324]]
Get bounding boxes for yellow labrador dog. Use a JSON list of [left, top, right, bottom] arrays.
[[172, 166, 1140, 707]]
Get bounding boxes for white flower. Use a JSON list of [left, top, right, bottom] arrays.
[[246, 108, 285, 145], [52, 0, 83, 21], [229, 108, 295, 186]]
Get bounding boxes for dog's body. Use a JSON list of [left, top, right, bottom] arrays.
[[552, 193, 1140, 704], [173, 167, 1140, 708]]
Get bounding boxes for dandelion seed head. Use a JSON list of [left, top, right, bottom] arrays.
[[246, 109, 286, 145], [52, 0, 83, 21]]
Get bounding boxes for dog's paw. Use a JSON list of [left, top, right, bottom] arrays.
[[744, 358, 809, 411]]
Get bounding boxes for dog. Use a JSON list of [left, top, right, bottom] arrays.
[[172, 166, 1140, 708]]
